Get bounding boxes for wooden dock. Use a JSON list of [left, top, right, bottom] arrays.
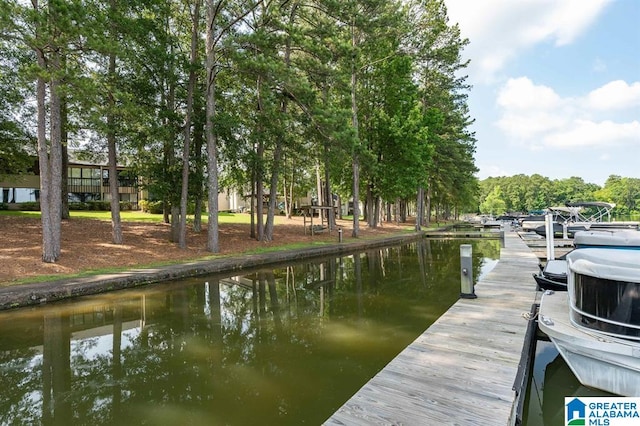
[[422, 231, 503, 239], [324, 227, 540, 425], [518, 231, 574, 260]]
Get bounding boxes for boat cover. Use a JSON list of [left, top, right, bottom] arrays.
[[568, 248, 640, 283], [544, 260, 567, 280], [573, 229, 640, 248]]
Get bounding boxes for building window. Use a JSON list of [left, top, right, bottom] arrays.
[[118, 170, 137, 187], [1, 187, 39, 203], [68, 167, 101, 188]]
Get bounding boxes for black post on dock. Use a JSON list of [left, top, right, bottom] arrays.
[[460, 244, 476, 299]]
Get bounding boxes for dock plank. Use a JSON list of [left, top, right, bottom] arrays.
[[324, 228, 540, 426]]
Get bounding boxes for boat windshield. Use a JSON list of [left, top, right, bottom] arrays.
[[571, 273, 640, 340]]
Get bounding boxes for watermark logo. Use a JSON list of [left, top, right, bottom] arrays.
[[565, 397, 640, 426]]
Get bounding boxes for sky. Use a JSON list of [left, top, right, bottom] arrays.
[[443, 0, 640, 186]]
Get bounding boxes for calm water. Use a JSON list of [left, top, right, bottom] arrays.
[[0, 239, 499, 426], [522, 336, 613, 425]]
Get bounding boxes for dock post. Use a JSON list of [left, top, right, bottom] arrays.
[[545, 213, 555, 260], [460, 244, 476, 299]]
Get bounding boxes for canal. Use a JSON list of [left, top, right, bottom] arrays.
[[0, 238, 500, 426]]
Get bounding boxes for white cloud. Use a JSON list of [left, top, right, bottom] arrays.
[[496, 77, 562, 110], [495, 78, 640, 150], [544, 120, 640, 148], [445, 0, 612, 82], [496, 111, 566, 140], [477, 50, 511, 78], [586, 80, 640, 110], [495, 77, 567, 139], [543, 0, 612, 46], [476, 164, 513, 180]]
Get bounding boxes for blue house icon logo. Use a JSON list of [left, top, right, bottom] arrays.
[[566, 398, 586, 425]]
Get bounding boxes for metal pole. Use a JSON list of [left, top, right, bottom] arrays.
[[460, 244, 476, 299], [338, 228, 343, 243], [499, 222, 506, 248], [545, 213, 555, 261]]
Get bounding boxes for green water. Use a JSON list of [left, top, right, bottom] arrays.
[[523, 340, 613, 426], [0, 239, 499, 426]]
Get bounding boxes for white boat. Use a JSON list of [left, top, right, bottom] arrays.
[[520, 209, 567, 232], [537, 233, 640, 396], [533, 229, 640, 291], [573, 228, 640, 248], [533, 259, 568, 291], [533, 202, 640, 237]]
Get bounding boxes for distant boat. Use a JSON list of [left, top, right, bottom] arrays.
[[533, 202, 639, 238], [466, 214, 505, 228], [537, 243, 640, 396], [520, 210, 565, 232]]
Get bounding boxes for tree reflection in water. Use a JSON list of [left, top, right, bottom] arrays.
[[0, 239, 499, 425]]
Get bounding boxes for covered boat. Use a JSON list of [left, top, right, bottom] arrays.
[[568, 248, 640, 340], [538, 245, 640, 396], [533, 259, 567, 291], [573, 228, 640, 249], [532, 229, 640, 291]]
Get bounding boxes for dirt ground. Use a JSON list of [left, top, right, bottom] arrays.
[[0, 214, 412, 285]]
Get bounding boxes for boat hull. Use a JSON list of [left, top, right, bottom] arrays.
[[533, 273, 567, 291], [534, 222, 639, 238], [538, 291, 640, 396], [533, 259, 568, 291]]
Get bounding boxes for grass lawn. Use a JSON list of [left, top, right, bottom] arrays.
[[0, 210, 367, 226], [0, 210, 263, 224]]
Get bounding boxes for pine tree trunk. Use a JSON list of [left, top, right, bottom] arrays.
[[255, 74, 265, 241], [37, 70, 57, 262], [282, 172, 290, 219], [323, 146, 335, 229], [192, 94, 205, 233], [178, 0, 200, 249], [193, 133, 204, 233], [61, 139, 69, 220], [350, 21, 360, 238], [256, 141, 264, 241], [60, 92, 69, 220], [107, 44, 123, 245], [35, 7, 63, 263], [250, 166, 256, 239], [426, 181, 432, 225], [205, 0, 220, 252], [263, 143, 283, 241], [205, 81, 219, 252], [415, 186, 424, 231], [170, 205, 180, 242]]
